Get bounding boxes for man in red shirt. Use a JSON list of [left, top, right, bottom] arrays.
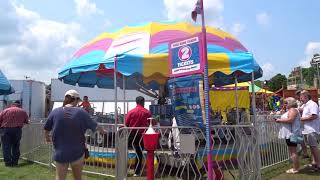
[[0, 100, 29, 167], [125, 96, 151, 176]]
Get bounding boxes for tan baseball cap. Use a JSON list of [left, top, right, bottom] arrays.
[[64, 89, 80, 98]]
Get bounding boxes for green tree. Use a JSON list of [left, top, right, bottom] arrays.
[[254, 80, 263, 88], [266, 74, 287, 92], [302, 67, 316, 87]]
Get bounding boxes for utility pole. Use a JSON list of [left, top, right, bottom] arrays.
[[300, 67, 303, 89], [311, 54, 320, 89], [23, 75, 32, 117], [314, 62, 320, 89]]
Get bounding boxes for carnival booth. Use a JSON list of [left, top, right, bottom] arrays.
[[210, 86, 250, 124], [225, 82, 274, 114], [58, 22, 262, 176]]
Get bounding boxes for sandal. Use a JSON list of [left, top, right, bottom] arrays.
[[286, 168, 299, 174]]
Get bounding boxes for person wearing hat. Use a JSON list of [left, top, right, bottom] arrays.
[[0, 100, 29, 167], [44, 90, 106, 180]]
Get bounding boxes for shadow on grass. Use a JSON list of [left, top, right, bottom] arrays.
[[16, 160, 34, 168], [296, 166, 320, 177]]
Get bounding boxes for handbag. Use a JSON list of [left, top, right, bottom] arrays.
[[290, 134, 304, 144]]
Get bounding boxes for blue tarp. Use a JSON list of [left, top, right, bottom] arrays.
[[0, 70, 14, 95]]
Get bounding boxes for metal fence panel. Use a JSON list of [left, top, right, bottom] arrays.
[[115, 125, 260, 180], [252, 115, 290, 169], [20, 123, 52, 166], [0, 115, 288, 179]]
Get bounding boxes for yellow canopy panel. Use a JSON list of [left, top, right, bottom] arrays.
[[210, 88, 250, 121]]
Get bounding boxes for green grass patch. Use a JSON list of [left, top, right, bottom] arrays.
[[0, 159, 113, 180], [262, 157, 320, 180]]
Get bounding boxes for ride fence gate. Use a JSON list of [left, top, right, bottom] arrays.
[[115, 125, 261, 180]]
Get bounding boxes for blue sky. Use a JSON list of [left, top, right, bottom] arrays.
[[0, 0, 319, 84]]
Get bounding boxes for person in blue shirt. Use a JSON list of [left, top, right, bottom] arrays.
[[44, 90, 106, 180]]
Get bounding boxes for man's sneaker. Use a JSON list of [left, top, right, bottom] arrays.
[[133, 174, 139, 177]]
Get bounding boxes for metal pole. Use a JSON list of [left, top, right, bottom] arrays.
[[300, 67, 303, 89], [29, 81, 32, 118], [127, 102, 129, 115], [200, 0, 213, 179], [251, 74, 261, 180], [123, 75, 126, 122], [265, 87, 267, 112], [102, 101, 105, 115], [114, 55, 120, 179], [114, 56, 118, 128], [317, 63, 320, 89], [262, 90, 265, 112], [235, 76, 239, 124], [251, 73, 257, 123]]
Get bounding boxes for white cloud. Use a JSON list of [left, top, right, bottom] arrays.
[[305, 42, 320, 55], [0, 1, 20, 45], [261, 62, 276, 79], [74, 0, 104, 17], [102, 19, 112, 29], [0, 1, 83, 84], [163, 0, 224, 27], [231, 23, 246, 36], [299, 59, 310, 68], [256, 12, 270, 26], [299, 41, 320, 67]]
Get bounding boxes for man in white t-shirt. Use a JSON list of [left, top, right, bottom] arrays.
[[296, 90, 310, 158], [300, 90, 320, 170]]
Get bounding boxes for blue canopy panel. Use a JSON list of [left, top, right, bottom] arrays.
[[0, 70, 15, 95]]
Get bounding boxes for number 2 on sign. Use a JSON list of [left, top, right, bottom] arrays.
[[179, 46, 192, 61], [181, 47, 190, 60]]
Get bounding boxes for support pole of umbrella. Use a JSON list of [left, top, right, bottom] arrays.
[[251, 72, 257, 123], [123, 75, 126, 122], [234, 75, 239, 124], [114, 55, 120, 179], [262, 89, 265, 112], [251, 72, 261, 179], [200, 0, 213, 179], [102, 101, 105, 115], [114, 55, 118, 128]]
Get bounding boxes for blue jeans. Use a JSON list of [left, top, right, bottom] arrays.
[[1, 128, 22, 166]]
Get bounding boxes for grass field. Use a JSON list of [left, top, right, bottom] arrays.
[[261, 157, 320, 180], [1, 152, 320, 179], [1, 158, 319, 180], [0, 159, 113, 180]]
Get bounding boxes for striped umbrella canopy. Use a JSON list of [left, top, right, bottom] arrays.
[[58, 22, 262, 89], [224, 82, 261, 92], [0, 70, 14, 95]]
